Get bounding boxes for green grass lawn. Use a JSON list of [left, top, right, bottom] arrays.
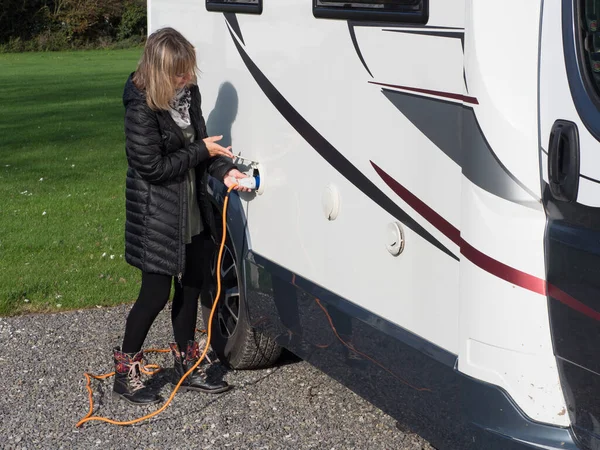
[[0, 49, 144, 316]]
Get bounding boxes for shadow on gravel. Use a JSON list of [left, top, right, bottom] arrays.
[[146, 367, 175, 392], [147, 365, 285, 425], [275, 348, 302, 367], [145, 356, 233, 393]]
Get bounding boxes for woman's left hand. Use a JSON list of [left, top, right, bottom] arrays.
[[224, 168, 252, 192]]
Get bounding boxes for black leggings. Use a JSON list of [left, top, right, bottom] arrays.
[[121, 233, 212, 354]]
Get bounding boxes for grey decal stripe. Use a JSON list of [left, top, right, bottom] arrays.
[[383, 29, 464, 49], [348, 22, 374, 78], [349, 21, 463, 31], [381, 89, 542, 209], [370, 81, 478, 104], [226, 26, 459, 261], [383, 29, 464, 38], [580, 173, 600, 184]]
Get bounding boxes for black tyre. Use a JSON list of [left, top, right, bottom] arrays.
[[201, 236, 281, 369]]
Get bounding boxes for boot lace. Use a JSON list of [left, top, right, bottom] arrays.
[[128, 361, 145, 392], [197, 337, 212, 364]]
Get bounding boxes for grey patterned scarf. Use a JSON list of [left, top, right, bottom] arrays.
[[168, 86, 192, 127]]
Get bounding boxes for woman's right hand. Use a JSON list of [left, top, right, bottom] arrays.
[[203, 135, 234, 159]]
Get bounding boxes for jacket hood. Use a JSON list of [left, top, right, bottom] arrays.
[[123, 72, 146, 108]]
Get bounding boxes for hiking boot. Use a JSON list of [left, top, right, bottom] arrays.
[[112, 347, 162, 405], [170, 340, 231, 394]]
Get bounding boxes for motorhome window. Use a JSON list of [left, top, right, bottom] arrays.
[[206, 0, 262, 14], [314, 0, 428, 23], [579, 0, 600, 101]]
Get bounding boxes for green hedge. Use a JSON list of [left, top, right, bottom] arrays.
[[0, 33, 146, 53], [0, 0, 147, 53]]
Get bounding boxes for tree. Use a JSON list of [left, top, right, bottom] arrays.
[[57, 0, 123, 40], [0, 0, 52, 43], [0, 0, 147, 48], [117, 0, 146, 40]]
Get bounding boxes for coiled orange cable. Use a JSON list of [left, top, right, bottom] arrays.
[[76, 185, 236, 428]]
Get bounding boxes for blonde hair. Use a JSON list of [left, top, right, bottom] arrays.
[[133, 27, 199, 111]]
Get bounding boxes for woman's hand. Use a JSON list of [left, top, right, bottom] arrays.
[[203, 135, 234, 159], [224, 168, 252, 192]]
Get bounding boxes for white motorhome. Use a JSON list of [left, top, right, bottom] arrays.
[[149, 1, 600, 449]]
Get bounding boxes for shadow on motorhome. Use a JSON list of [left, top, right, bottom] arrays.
[[206, 81, 239, 149]]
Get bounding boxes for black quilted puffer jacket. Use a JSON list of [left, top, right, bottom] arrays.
[[123, 73, 235, 277]]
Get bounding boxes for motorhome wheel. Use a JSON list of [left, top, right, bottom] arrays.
[[201, 232, 281, 370]]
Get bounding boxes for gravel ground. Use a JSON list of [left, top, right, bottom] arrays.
[[0, 305, 434, 450]]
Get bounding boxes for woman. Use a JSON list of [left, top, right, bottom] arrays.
[[114, 27, 248, 405]]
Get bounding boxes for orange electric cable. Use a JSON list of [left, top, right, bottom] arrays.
[[76, 185, 236, 428]]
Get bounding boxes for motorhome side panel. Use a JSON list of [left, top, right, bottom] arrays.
[[147, 0, 586, 449]]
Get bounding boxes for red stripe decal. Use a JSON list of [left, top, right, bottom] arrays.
[[368, 81, 479, 105], [372, 161, 461, 246], [459, 240, 546, 295], [371, 161, 600, 322], [548, 284, 600, 322], [372, 161, 544, 293]]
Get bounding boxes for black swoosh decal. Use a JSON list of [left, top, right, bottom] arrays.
[[348, 22, 374, 78], [226, 26, 458, 261], [224, 13, 244, 45]]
